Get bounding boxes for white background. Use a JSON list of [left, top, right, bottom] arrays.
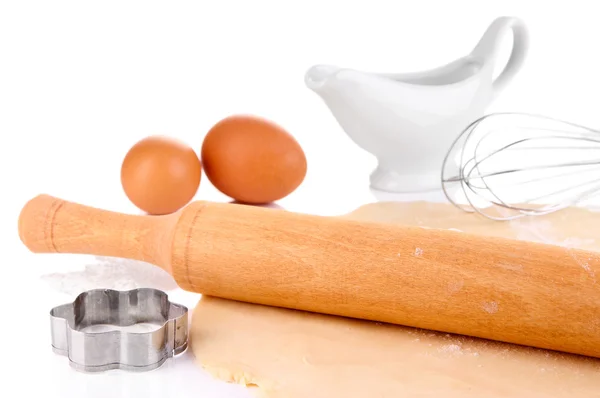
[[1, 1, 599, 397]]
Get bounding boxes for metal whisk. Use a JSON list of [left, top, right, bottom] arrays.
[[441, 112, 600, 221]]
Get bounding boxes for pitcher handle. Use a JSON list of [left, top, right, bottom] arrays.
[[470, 16, 529, 97]]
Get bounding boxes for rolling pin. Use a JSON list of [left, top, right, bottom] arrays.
[[19, 194, 600, 358]]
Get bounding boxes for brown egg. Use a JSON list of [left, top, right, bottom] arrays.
[[121, 135, 202, 215], [201, 115, 307, 204]]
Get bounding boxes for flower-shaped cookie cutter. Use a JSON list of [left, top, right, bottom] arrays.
[[50, 288, 188, 372]]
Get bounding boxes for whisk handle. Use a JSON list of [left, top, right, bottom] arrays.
[[471, 16, 529, 97]]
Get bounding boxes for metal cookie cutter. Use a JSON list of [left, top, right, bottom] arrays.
[[50, 288, 188, 372]]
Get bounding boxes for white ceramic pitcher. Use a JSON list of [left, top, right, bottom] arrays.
[[305, 16, 529, 192]]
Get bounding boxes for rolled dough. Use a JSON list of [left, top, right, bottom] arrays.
[[190, 201, 600, 397]]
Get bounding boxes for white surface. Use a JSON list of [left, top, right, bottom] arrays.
[[1, 1, 600, 397], [304, 16, 528, 193]]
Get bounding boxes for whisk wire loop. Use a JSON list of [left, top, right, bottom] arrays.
[[441, 112, 600, 220]]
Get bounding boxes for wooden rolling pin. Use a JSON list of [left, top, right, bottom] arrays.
[[19, 194, 600, 358]]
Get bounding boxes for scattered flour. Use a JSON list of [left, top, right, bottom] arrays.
[[482, 301, 499, 314], [510, 219, 595, 248], [439, 344, 463, 355], [414, 248, 424, 257], [560, 237, 596, 248], [41, 256, 178, 295], [447, 280, 464, 294], [567, 251, 596, 281], [509, 218, 597, 280], [579, 259, 592, 273]]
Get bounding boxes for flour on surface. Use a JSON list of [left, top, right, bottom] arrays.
[[414, 248, 423, 257], [41, 255, 178, 295], [439, 344, 463, 355], [565, 250, 596, 280], [509, 217, 597, 280], [447, 280, 464, 294], [510, 219, 596, 248], [559, 237, 596, 248], [482, 301, 499, 314]]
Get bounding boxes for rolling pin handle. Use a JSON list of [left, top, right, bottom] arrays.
[[18, 194, 174, 271], [18, 194, 66, 253]]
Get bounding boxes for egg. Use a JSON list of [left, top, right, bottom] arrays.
[[121, 135, 202, 215], [201, 115, 307, 204]]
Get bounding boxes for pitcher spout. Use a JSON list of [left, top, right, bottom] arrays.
[[304, 64, 342, 92]]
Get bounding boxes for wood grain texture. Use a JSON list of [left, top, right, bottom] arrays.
[[18, 194, 600, 358], [18, 194, 178, 271]]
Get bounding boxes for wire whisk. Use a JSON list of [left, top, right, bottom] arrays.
[[441, 112, 600, 221]]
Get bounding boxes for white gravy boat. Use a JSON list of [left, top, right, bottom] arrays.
[[305, 16, 529, 192]]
